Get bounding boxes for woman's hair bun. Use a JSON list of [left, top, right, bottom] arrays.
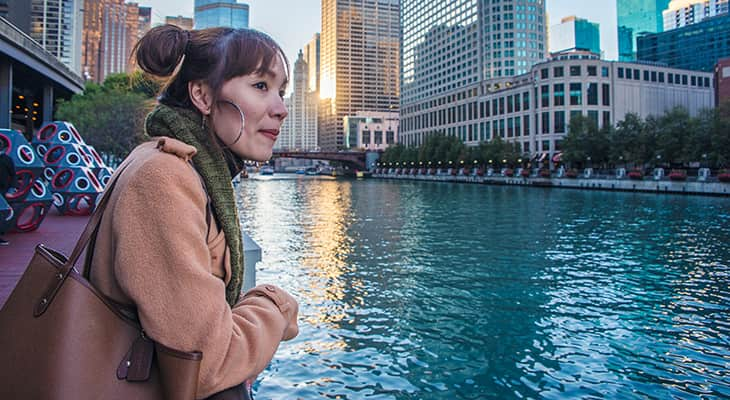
[[134, 25, 189, 77]]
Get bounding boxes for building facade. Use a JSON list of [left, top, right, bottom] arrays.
[[343, 112, 399, 150], [81, 0, 151, 82], [400, 0, 547, 148], [165, 15, 194, 30], [1, 0, 83, 74], [663, 0, 728, 30], [617, 0, 671, 61], [637, 13, 730, 72], [549, 16, 600, 55], [319, 0, 400, 151], [400, 52, 714, 161], [194, 0, 249, 29], [303, 33, 320, 94], [716, 57, 730, 104], [276, 51, 318, 151]]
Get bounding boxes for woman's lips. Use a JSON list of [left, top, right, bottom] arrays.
[[259, 129, 279, 141]]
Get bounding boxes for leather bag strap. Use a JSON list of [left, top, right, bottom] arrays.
[[34, 161, 131, 317]]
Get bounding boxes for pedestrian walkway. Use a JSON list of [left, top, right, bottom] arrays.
[[0, 212, 88, 307]]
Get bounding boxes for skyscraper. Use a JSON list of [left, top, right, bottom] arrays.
[[194, 0, 249, 29], [662, 0, 728, 30], [276, 50, 318, 151], [303, 33, 320, 94], [617, 0, 671, 61], [400, 0, 547, 147], [166, 15, 194, 31], [1, 0, 83, 73], [82, 0, 151, 82], [549, 16, 601, 55], [319, 0, 400, 151]]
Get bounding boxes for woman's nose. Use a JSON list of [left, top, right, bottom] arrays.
[[271, 96, 288, 120]]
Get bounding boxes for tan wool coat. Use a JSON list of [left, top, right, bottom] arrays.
[[89, 138, 298, 399]]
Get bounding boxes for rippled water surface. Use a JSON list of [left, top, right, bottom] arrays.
[[236, 176, 730, 399]]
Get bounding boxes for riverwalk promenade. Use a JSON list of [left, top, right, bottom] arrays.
[[0, 213, 88, 307], [373, 169, 730, 197]]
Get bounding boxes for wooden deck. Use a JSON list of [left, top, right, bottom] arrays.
[[0, 211, 88, 308]]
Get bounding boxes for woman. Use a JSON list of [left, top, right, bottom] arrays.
[[89, 25, 299, 399]]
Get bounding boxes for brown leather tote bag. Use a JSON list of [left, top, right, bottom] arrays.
[[0, 163, 203, 400]]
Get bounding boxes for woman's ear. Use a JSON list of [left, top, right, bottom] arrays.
[[189, 80, 213, 115]]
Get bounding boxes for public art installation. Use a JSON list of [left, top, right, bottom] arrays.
[[33, 122, 108, 216], [0, 121, 112, 233]]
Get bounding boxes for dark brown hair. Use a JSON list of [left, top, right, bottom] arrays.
[[134, 25, 289, 109]]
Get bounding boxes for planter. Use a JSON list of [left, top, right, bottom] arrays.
[[539, 169, 551, 178], [520, 169, 530, 177], [504, 169, 514, 177], [565, 169, 578, 179], [668, 170, 687, 181], [719, 173, 730, 183], [628, 170, 643, 180]]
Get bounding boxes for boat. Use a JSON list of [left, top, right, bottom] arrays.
[[259, 166, 274, 175], [305, 167, 319, 176]]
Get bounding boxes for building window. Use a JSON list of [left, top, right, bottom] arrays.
[[541, 85, 549, 107], [588, 66, 597, 76], [643, 70, 649, 81], [499, 97, 505, 115], [587, 110, 599, 128], [668, 73, 674, 84], [542, 140, 550, 151], [515, 117, 521, 137], [493, 99, 498, 116], [691, 76, 697, 86], [524, 115, 530, 136], [554, 66, 564, 77], [602, 111, 611, 128], [658, 72, 664, 83], [570, 110, 582, 122], [362, 130, 371, 144], [602, 84, 610, 106], [541, 68, 549, 79], [507, 118, 514, 137], [375, 131, 383, 144], [587, 83, 598, 105], [480, 102, 486, 118], [570, 83, 582, 105], [515, 93, 521, 112], [523, 91, 530, 110], [570, 65, 581, 76], [542, 112, 549, 134], [618, 67, 624, 78], [682, 75, 688, 85], [704, 77, 710, 87], [554, 83, 565, 106], [554, 111, 565, 133], [386, 130, 394, 144], [634, 69, 640, 80], [507, 95, 514, 113], [499, 119, 505, 137], [602, 66, 609, 77], [651, 71, 657, 82]]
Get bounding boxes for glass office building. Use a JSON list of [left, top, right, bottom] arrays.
[[617, 0, 670, 61], [400, 0, 546, 146], [637, 13, 730, 72], [28, 0, 83, 73], [549, 16, 600, 55], [194, 0, 249, 29]]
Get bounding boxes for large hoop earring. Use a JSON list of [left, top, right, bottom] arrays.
[[217, 99, 245, 148]]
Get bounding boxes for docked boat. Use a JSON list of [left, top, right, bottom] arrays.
[[260, 166, 274, 175]]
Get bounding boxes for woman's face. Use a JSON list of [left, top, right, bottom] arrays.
[[211, 56, 288, 161]]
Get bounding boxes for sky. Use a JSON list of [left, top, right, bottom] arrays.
[[140, 0, 619, 92]]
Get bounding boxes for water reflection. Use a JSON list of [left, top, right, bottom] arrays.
[[237, 179, 730, 399]]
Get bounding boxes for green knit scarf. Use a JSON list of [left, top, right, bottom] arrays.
[[144, 104, 244, 307]]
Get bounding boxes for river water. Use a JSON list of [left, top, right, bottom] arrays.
[[237, 175, 730, 399]]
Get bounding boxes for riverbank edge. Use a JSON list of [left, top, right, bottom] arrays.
[[371, 173, 730, 197]]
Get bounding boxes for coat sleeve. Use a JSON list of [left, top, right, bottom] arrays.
[[110, 156, 298, 398]]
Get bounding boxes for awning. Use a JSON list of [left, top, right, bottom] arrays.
[[538, 153, 548, 162], [552, 152, 562, 163]]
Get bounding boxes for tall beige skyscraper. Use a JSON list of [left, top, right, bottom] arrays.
[[276, 50, 318, 151], [319, 0, 400, 151]]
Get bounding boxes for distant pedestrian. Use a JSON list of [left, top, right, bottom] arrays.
[[0, 151, 15, 245]]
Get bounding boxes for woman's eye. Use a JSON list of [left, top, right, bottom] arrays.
[[253, 82, 268, 90]]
